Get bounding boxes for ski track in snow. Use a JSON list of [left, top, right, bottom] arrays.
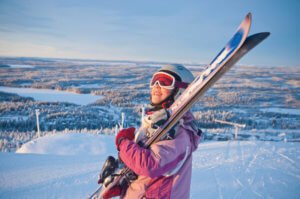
[[0, 155, 103, 199], [275, 151, 295, 165], [213, 170, 223, 199], [191, 140, 300, 199]]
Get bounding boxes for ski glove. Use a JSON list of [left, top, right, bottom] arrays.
[[115, 127, 135, 151], [103, 185, 122, 199], [142, 109, 170, 137]]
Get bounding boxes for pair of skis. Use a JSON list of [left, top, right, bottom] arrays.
[[89, 12, 270, 199]]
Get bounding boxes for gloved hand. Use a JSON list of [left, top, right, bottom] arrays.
[[115, 127, 135, 151], [103, 185, 122, 199], [142, 109, 170, 137]]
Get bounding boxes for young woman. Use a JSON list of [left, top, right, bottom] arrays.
[[104, 64, 201, 199]]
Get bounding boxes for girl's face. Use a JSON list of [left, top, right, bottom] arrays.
[[151, 84, 173, 104]]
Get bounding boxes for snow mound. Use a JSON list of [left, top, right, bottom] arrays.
[[16, 133, 115, 155]]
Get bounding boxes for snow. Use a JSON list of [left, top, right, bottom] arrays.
[[16, 133, 116, 156], [0, 133, 299, 199], [0, 86, 101, 106], [9, 64, 35, 68], [191, 141, 300, 199], [260, 108, 300, 116], [0, 116, 29, 121], [72, 84, 101, 89]]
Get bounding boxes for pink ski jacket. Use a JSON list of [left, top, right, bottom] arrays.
[[119, 111, 201, 199]]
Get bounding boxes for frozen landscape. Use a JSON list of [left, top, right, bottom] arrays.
[[0, 57, 299, 151], [0, 86, 100, 106], [0, 57, 299, 198]]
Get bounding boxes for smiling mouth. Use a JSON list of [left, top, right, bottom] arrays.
[[153, 92, 162, 96]]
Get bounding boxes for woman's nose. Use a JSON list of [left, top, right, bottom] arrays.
[[153, 81, 161, 88], [154, 82, 161, 89]]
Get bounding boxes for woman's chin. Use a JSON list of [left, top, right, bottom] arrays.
[[151, 97, 162, 105]]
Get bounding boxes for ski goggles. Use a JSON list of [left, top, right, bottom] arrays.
[[150, 72, 189, 90]]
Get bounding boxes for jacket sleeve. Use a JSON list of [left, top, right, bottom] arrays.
[[118, 128, 190, 178]]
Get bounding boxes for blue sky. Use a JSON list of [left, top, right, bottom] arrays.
[[0, 0, 299, 66]]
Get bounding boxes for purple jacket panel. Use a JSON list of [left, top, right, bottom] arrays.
[[119, 111, 200, 199]]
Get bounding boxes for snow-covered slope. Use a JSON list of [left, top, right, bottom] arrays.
[[191, 141, 299, 198], [16, 133, 115, 155], [0, 133, 299, 199]]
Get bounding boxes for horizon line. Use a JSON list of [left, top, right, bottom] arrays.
[[0, 55, 298, 68]]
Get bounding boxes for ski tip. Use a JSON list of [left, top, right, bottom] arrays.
[[249, 32, 271, 41], [262, 32, 271, 39], [246, 12, 252, 22]]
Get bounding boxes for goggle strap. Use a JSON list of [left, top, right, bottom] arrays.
[[174, 81, 189, 89]]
